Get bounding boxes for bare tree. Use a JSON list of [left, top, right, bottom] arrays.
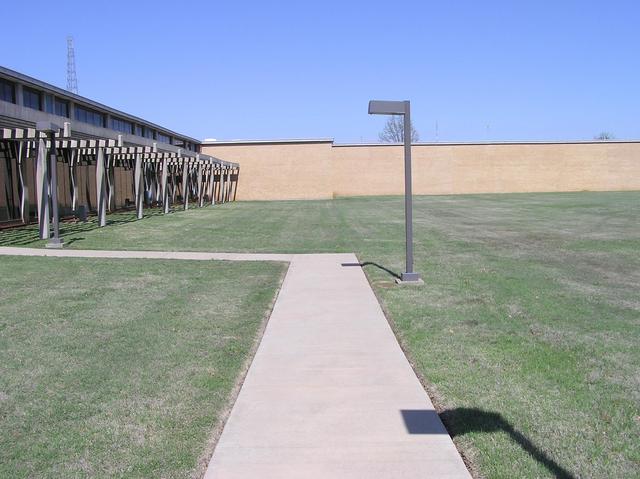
[[595, 132, 615, 140], [379, 116, 419, 143]]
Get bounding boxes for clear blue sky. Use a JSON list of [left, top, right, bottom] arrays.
[[4, 0, 639, 142]]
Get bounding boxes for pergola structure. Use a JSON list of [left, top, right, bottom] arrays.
[[0, 121, 239, 239]]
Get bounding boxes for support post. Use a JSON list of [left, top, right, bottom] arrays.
[[70, 150, 78, 211], [134, 154, 144, 219], [106, 154, 114, 212], [197, 162, 204, 207], [213, 167, 219, 203], [220, 166, 226, 203], [46, 132, 63, 248], [232, 167, 239, 201], [209, 164, 216, 206], [150, 163, 158, 204], [161, 157, 169, 214], [182, 158, 189, 210], [225, 167, 231, 203], [17, 142, 30, 223], [96, 147, 107, 227], [143, 163, 149, 206], [201, 165, 209, 206], [36, 138, 49, 239], [155, 163, 161, 203], [171, 165, 177, 203]]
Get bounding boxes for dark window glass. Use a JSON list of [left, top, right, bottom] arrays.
[[0, 79, 15, 103], [74, 105, 105, 127], [23, 87, 41, 110], [110, 117, 133, 134], [143, 127, 155, 139], [157, 132, 171, 144], [135, 124, 143, 136], [54, 98, 69, 117], [44, 94, 54, 113]]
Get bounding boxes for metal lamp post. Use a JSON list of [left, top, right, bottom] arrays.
[[368, 100, 421, 283], [37, 121, 64, 249]]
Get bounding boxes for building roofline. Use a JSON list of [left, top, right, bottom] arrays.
[[0, 65, 200, 145]]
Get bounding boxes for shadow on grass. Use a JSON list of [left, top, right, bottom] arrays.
[[437, 407, 576, 479], [63, 237, 85, 247], [341, 261, 401, 280], [0, 209, 165, 247]]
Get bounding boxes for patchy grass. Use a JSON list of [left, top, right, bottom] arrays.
[[0, 257, 286, 478], [1, 191, 639, 477]]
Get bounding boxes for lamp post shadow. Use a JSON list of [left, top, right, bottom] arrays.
[[430, 408, 577, 479], [341, 261, 401, 280]]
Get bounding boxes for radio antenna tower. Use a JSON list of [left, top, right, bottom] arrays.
[[66, 36, 78, 94]]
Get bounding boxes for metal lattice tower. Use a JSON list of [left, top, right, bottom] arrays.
[[66, 36, 78, 94]]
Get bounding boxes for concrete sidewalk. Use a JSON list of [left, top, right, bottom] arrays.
[[0, 247, 470, 477], [0, 246, 292, 262], [205, 254, 470, 478]]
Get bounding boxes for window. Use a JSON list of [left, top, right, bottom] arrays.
[[110, 117, 133, 134], [75, 105, 105, 127], [157, 132, 171, 144], [0, 78, 15, 103], [44, 94, 54, 113], [43, 95, 68, 117], [23, 87, 41, 110], [143, 127, 155, 139], [135, 124, 143, 136], [54, 98, 69, 117]]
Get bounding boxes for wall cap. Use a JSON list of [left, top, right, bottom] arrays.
[[334, 139, 640, 147], [201, 137, 640, 147], [201, 138, 335, 145]]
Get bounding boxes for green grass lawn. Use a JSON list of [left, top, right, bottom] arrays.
[[0, 257, 286, 478], [1, 191, 639, 478]]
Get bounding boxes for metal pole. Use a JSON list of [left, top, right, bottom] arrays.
[[47, 132, 64, 248], [401, 101, 419, 282], [367, 99, 421, 283]]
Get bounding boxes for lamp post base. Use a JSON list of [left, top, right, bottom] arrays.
[[45, 238, 65, 249], [396, 272, 423, 285]]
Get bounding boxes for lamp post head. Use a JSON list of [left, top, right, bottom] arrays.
[[368, 100, 408, 116]]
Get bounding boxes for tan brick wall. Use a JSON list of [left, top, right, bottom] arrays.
[[202, 142, 333, 200], [202, 141, 640, 200]]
